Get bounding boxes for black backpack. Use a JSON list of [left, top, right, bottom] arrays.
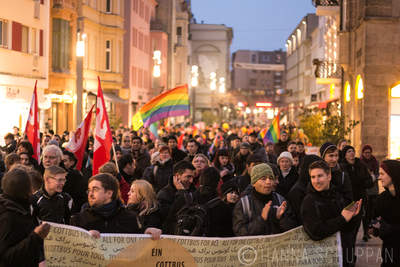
[[174, 193, 220, 236]]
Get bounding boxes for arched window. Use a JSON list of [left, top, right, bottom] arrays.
[[356, 75, 364, 99], [345, 81, 351, 102]]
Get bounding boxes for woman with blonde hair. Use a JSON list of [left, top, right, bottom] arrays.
[[192, 153, 210, 187], [127, 179, 161, 230]]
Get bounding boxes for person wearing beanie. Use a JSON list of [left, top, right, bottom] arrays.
[[233, 142, 252, 176], [319, 142, 353, 204], [340, 145, 374, 243], [232, 163, 297, 236], [276, 151, 299, 198], [0, 168, 50, 266], [369, 160, 400, 266]]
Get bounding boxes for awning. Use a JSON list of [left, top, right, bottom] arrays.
[[318, 98, 339, 109]]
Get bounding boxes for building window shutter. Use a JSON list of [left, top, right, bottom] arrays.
[[12, 21, 22, 51], [39, 29, 43, 56]]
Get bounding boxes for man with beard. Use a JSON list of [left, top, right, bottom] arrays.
[[70, 173, 161, 239]]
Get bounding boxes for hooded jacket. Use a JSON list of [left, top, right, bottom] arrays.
[[0, 195, 43, 267]]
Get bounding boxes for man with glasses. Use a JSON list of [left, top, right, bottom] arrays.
[[42, 145, 87, 213], [70, 173, 161, 239], [31, 166, 72, 224]]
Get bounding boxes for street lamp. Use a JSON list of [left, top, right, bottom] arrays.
[[190, 65, 199, 122], [218, 77, 225, 94], [152, 50, 161, 78], [76, 32, 86, 126], [210, 72, 217, 91]]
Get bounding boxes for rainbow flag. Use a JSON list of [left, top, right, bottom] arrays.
[[132, 85, 190, 130], [266, 115, 280, 143], [259, 128, 268, 144]]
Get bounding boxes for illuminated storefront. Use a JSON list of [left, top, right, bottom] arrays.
[[390, 83, 400, 159]]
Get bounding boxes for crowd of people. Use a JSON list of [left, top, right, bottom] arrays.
[[0, 124, 399, 267]]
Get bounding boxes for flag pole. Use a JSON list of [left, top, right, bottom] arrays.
[[112, 142, 120, 173]]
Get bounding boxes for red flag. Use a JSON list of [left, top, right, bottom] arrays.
[[25, 81, 40, 161], [93, 77, 113, 175], [177, 133, 185, 150], [65, 105, 94, 170]]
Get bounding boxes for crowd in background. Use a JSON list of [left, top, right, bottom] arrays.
[[0, 123, 399, 267]]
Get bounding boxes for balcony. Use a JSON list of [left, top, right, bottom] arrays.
[[150, 20, 167, 33], [53, 0, 76, 10], [312, 0, 339, 6], [312, 0, 340, 16], [313, 59, 342, 84]]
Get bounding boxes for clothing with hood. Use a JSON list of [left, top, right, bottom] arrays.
[[31, 187, 73, 224], [70, 199, 141, 234], [301, 183, 360, 267], [340, 146, 373, 201], [286, 154, 321, 224], [360, 144, 379, 196], [143, 158, 174, 193], [372, 160, 400, 267], [0, 194, 44, 267]]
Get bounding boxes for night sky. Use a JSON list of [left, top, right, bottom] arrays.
[[191, 0, 315, 53]]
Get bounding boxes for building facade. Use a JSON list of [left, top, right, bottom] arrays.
[[190, 23, 233, 121], [284, 14, 319, 122], [0, 0, 50, 139], [124, 0, 164, 126], [231, 49, 286, 122], [322, 0, 400, 159], [48, 0, 78, 133], [79, 0, 126, 128]]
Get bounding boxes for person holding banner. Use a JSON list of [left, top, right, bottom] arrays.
[[0, 168, 50, 267], [70, 173, 161, 240], [301, 160, 362, 267], [233, 163, 297, 236]]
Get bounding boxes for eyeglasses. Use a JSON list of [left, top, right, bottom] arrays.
[[87, 187, 102, 194], [49, 177, 66, 184]]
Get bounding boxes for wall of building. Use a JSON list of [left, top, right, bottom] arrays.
[[0, 0, 50, 138]]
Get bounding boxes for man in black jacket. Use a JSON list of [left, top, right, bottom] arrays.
[[233, 163, 297, 236], [131, 136, 151, 180], [157, 160, 195, 229], [42, 145, 87, 213], [70, 173, 160, 239], [0, 168, 50, 267], [273, 131, 289, 157], [301, 160, 362, 267], [31, 166, 72, 224]]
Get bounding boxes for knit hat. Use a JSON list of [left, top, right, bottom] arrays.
[[240, 142, 251, 149], [320, 142, 337, 159], [380, 160, 400, 198], [251, 163, 275, 185], [221, 178, 239, 196], [342, 145, 355, 157], [277, 151, 294, 165]]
